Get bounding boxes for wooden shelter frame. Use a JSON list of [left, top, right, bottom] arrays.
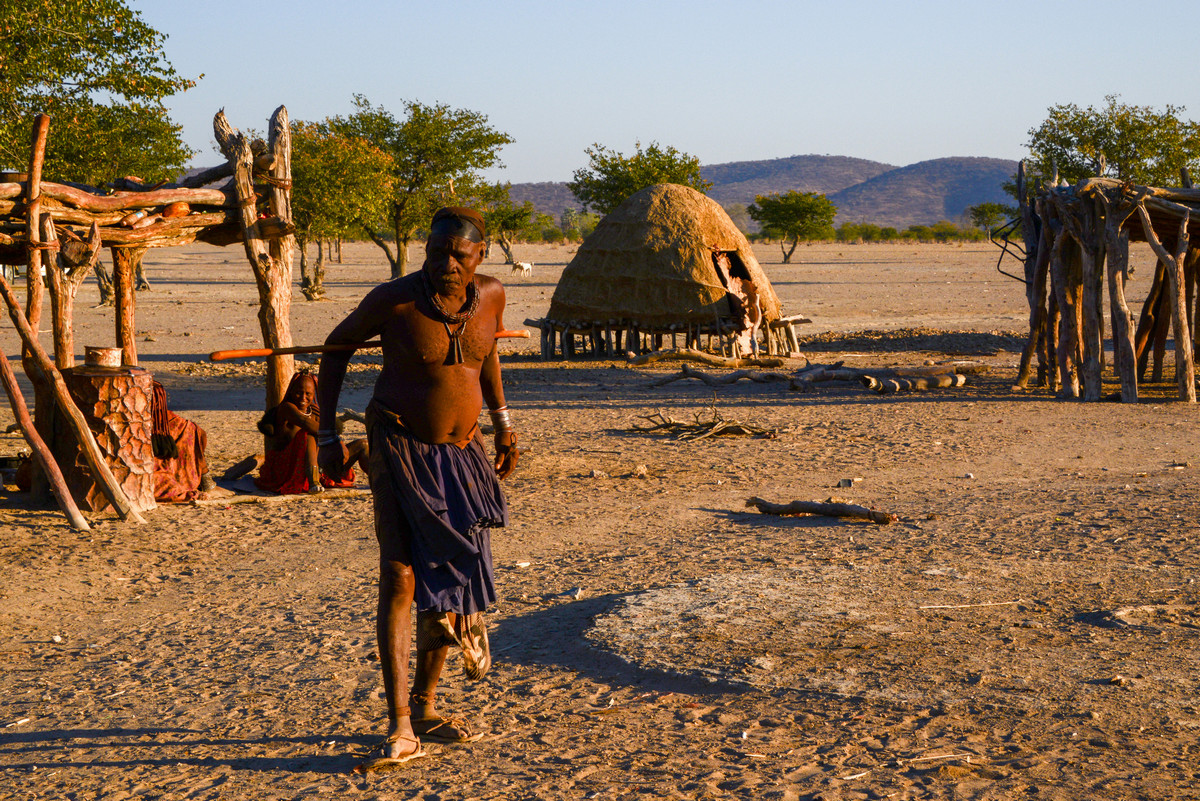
[[0, 108, 299, 528], [1013, 161, 1200, 403]]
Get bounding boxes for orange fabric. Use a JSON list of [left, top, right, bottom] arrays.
[[254, 428, 354, 494], [153, 411, 208, 503]]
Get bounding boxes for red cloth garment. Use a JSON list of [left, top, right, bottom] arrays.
[[153, 410, 208, 503], [254, 428, 354, 494]]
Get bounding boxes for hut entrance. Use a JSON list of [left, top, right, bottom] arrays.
[[712, 249, 763, 356]]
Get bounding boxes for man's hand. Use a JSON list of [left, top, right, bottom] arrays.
[[494, 430, 518, 479], [317, 441, 348, 481]]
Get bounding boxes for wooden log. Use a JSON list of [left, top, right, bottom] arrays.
[[0, 271, 145, 522], [0, 350, 90, 530], [745, 496, 897, 525], [650, 363, 792, 387], [36, 181, 230, 213], [860, 373, 967, 394], [209, 330, 528, 361], [24, 115, 49, 368], [111, 246, 145, 366], [40, 213, 69, 368], [1049, 226, 1080, 397], [629, 347, 785, 368], [1137, 203, 1195, 401]]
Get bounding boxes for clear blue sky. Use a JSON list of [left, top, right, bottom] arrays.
[[132, 0, 1200, 183]]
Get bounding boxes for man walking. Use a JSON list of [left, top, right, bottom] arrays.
[[316, 206, 519, 770]]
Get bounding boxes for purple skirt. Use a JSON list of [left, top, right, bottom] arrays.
[[366, 401, 508, 615]]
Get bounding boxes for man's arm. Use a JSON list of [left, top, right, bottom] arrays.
[[316, 289, 390, 475], [479, 282, 518, 479]]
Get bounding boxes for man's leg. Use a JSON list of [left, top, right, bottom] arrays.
[[377, 558, 422, 758], [409, 611, 480, 741]]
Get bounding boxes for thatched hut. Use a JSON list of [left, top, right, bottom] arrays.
[[532, 183, 801, 359]]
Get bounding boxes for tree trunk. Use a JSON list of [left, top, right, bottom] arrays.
[[497, 232, 515, 263], [1137, 203, 1195, 401], [363, 223, 400, 278]]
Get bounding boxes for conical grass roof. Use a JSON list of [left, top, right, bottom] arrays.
[[548, 184, 781, 326]]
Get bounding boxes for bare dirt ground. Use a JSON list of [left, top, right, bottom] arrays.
[[3, 239, 1200, 800]]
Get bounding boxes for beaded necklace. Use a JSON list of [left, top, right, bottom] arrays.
[[421, 270, 481, 365]]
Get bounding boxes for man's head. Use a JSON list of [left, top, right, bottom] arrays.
[[424, 207, 487, 296]]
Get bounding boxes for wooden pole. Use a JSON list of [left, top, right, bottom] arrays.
[[111, 246, 144, 366], [0, 350, 90, 530], [1137, 203, 1195, 401], [23, 115, 49, 361], [214, 108, 295, 410], [1099, 190, 1142, 402], [0, 272, 146, 521]]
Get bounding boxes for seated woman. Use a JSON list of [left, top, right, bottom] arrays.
[[251, 371, 367, 494], [151, 380, 217, 502]]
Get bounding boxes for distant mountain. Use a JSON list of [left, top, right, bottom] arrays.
[[701, 154, 896, 206], [506, 154, 1018, 228], [828, 157, 1017, 228]]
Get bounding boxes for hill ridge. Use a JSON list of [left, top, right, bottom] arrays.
[[507, 154, 1017, 228]]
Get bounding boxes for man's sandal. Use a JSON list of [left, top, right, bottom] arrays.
[[411, 715, 484, 744], [352, 707, 428, 774]]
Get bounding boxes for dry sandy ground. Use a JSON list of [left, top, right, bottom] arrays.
[[3, 239, 1200, 800]]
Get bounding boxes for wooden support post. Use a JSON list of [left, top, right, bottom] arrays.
[[1137, 203, 1195, 401], [1135, 259, 1167, 381], [45, 221, 102, 370], [23, 115, 49, 371], [0, 350, 90, 530], [111, 246, 144, 366], [1049, 225, 1079, 397], [1100, 192, 1141, 402], [0, 272, 146, 522], [214, 108, 296, 410], [1016, 209, 1052, 389]]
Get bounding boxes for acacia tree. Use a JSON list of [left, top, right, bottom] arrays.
[[330, 95, 513, 278], [967, 202, 1014, 236], [479, 185, 536, 263], [0, 0, 195, 183], [747, 191, 837, 263], [567, 141, 711, 215], [1026, 95, 1200, 186], [290, 120, 394, 300]]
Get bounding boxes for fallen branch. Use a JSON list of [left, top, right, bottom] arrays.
[[633, 407, 777, 440], [629, 347, 786, 368], [918, 600, 1022, 610], [746, 496, 897, 525], [191, 487, 371, 507], [651, 363, 793, 387]]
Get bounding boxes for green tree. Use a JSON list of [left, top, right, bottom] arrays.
[[966, 202, 1014, 236], [1026, 95, 1200, 186], [0, 0, 196, 183], [291, 120, 394, 299], [567, 141, 711, 215], [330, 95, 513, 278], [479, 185, 535, 263], [747, 191, 837, 263]]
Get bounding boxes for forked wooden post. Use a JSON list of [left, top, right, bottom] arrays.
[[213, 107, 296, 410]]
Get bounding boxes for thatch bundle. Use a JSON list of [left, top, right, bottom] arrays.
[[548, 183, 781, 326]]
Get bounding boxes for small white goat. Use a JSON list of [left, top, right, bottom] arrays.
[[511, 261, 533, 277]]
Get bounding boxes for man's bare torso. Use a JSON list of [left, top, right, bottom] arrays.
[[370, 273, 504, 444]]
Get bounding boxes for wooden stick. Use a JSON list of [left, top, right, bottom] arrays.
[[746, 496, 898, 525], [208, 330, 530, 361], [919, 601, 1021, 610], [0, 350, 90, 530], [191, 487, 370, 506], [0, 272, 146, 523], [629, 347, 785, 368]]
